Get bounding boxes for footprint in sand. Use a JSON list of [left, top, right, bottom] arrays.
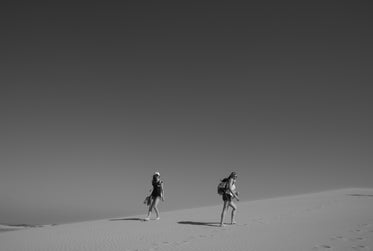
[[350, 237, 367, 242], [175, 240, 191, 246], [350, 229, 363, 233], [330, 236, 348, 241], [352, 245, 370, 251], [151, 242, 161, 249], [312, 244, 333, 250], [253, 218, 268, 224]]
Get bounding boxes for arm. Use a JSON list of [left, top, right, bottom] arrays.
[[160, 181, 165, 201], [228, 179, 239, 201], [149, 184, 153, 194]]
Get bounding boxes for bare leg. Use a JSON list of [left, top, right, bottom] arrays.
[[145, 196, 155, 220], [229, 201, 237, 224], [153, 197, 161, 219], [220, 201, 228, 227]]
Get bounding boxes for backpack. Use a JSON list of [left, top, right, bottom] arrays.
[[217, 178, 229, 195]]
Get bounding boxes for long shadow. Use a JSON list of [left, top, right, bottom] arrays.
[[0, 229, 22, 233], [347, 194, 373, 197], [109, 217, 145, 221], [178, 221, 220, 227]]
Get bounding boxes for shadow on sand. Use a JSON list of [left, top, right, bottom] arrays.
[[178, 221, 220, 227], [109, 218, 145, 221], [347, 194, 373, 198], [0, 229, 21, 233]]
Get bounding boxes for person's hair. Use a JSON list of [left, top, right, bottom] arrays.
[[221, 172, 236, 182], [152, 174, 159, 183], [229, 172, 237, 179]]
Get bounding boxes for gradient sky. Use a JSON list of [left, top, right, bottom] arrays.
[[1, 1, 372, 225]]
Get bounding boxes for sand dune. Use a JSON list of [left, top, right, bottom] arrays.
[[1, 188, 372, 251]]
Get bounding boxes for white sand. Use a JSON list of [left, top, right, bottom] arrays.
[[1, 188, 372, 251]]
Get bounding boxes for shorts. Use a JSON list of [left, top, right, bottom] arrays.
[[151, 192, 161, 199], [222, 193, 232, 202]]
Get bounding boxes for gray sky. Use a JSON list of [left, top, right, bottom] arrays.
[[1, 1, 372, 225]]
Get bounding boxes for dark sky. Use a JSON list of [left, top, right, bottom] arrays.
[[1, 1, 372, 225]]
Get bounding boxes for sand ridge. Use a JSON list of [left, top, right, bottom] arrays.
[[0, 188, 372, 251]]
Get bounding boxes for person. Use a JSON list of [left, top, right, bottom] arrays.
[[144, 172, 164, 221], [219, 171, 239, 227]]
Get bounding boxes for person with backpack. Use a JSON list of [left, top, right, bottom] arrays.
[[144, 172, 164, 221], [219, 172, 239, 227]]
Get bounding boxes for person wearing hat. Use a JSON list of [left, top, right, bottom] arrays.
[[144, 172, 164, 221], [219, 171, 239, 227]]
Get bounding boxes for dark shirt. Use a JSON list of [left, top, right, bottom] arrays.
[[151, 180, 163, 197]]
